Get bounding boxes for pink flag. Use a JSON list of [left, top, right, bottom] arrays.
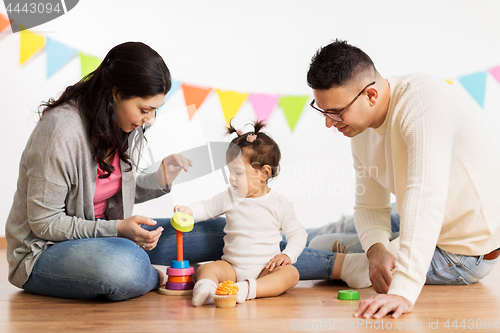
[[489, 65, 500, 84], [247, 93, 281, 122]]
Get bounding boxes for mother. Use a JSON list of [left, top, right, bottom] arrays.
[[6, 42, 194, 300], [6, 41, 346, 301]]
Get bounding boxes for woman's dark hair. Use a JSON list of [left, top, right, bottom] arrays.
[[40, 42, 171, 178], [226, 120, 281, 180], [307, 39, 376, 90]]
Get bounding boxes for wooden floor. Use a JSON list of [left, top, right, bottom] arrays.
[[2, 248, 500, 333]]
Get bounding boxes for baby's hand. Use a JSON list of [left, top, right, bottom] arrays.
[[173, 205, 193, 216], [266, 253, 291, 272]]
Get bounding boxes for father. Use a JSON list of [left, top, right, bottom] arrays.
[[307, 40, 500, 319]]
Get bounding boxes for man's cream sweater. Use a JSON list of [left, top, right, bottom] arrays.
[[352, 73, 500, 305]]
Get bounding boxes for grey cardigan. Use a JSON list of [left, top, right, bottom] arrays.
[[5, 104, 169, 288]]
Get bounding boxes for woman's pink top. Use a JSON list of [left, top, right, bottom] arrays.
[[93, 152, 122, 218]]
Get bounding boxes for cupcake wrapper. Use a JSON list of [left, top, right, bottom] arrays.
[[213, 294, 238, 308]]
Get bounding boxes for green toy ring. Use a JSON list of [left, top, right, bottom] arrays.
[[337, 290, 360, 300]]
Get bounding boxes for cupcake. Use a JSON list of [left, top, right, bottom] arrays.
[[213, 280, 239, 308]]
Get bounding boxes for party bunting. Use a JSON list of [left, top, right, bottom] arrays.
[[217, 90, 249, 125], [20, 28, 45, 65], [248, 93, 280, 122], [458, 71, 487, 108], [165, 80, 182, 103], [79, 52, 102, 78], [489, 65, 500, 85], [3, 26, 500, 128], [0, 13, 11, 33], [279, 95, 309, 132], [157, 80, 182, 115], [46, 38, 78, 79], [181, 83, 212, 120]]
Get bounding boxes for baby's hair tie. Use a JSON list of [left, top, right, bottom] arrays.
[[236, 130, 243, 136], [246, 134, 257, 143]]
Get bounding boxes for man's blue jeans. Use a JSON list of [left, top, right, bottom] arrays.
[[23, 217, 336, 300], [307, 209, 499, 286]]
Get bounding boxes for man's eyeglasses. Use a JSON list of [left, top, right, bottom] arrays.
[[310, 81, 376, 122]]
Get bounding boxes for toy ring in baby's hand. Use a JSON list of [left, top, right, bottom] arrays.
[[171, 212, 194, 232]]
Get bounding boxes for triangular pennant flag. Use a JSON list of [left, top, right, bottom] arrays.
[[46, 38, 78, 78], [0, 13, 11, 33], [165, 80, 182, 102], [20, 28, 45, 65], [489, 65, 500, 85], [279, 95, 309, 132], [444, 79, 453, 85], [458, 71, 487, 108], [248, 93, 280, 122], [156, 80, 182, 115], [79, 52, 102, 78], [181, 83, 212, 120], [217, 90, 249, 125]]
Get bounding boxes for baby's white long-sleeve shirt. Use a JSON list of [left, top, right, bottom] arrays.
[[189, 188, 307, 269]]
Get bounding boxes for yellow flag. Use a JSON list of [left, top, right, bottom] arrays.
[[20, 28, 45, 65], [217, 90, 249, 125]]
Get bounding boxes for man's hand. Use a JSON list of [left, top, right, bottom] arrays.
[[354, 294, 413, 319], [366, 243, 396, 293]]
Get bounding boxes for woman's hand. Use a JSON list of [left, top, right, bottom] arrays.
[[156, 154, 192, 187], [117, 215, 163, 251], [266, 253, 292, 272], [173, 205, 193, 216]]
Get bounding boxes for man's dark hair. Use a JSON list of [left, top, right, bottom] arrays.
[[307, 39, 376, 90]]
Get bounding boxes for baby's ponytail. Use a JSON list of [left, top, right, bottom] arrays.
[[225, 119, 281, 181]]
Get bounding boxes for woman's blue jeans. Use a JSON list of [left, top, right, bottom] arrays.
[[23, 237, 159, 301], [23, 217, 336, 300], [146, 218, 336, 282]]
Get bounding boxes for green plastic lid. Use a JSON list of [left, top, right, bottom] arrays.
[[337, 290, 360, 300]]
